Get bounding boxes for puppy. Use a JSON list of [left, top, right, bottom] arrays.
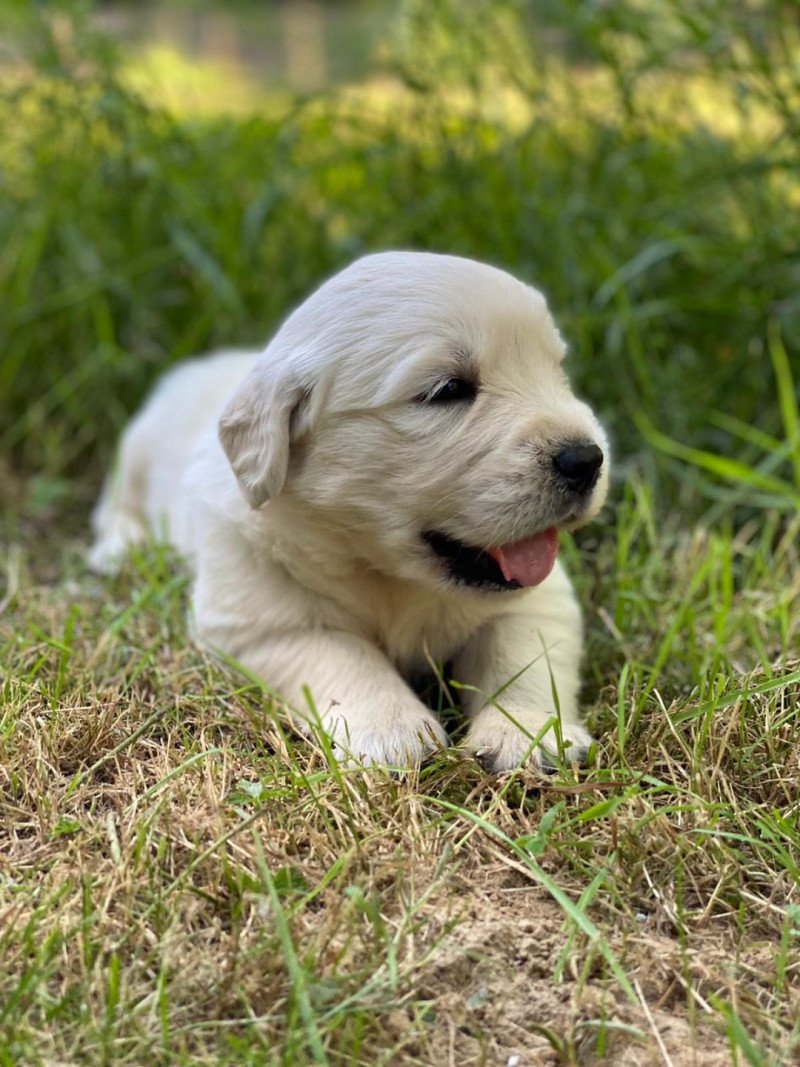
[[90, 252, 609, 770]]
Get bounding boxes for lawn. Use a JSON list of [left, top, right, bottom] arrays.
[[1, 2, 799, 1064]]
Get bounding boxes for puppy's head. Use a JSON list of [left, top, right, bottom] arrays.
[[220, 252, 609, 594]]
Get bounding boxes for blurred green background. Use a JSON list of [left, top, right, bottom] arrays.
[[1, 0, 798, 520]]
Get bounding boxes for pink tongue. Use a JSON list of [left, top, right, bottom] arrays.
[[487, 527, 559, 588]]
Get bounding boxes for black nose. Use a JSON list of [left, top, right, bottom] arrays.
[[553, 443, 604, 493]]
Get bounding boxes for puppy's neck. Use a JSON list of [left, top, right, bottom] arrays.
[[257, 497, 513, 672]]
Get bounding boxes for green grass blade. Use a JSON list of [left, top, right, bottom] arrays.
[[768, 321, 800, 487], [251, 832, 329, 1065]]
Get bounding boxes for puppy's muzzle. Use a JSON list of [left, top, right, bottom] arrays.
[[552, 442, 604, 495]]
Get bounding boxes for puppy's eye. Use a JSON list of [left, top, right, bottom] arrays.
[[420, 378, 477, 404]]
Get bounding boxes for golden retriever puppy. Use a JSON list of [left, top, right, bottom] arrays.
[[90, 252, 609, 770]]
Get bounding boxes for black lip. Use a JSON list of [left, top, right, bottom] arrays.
[[422, 530, 521, 592]]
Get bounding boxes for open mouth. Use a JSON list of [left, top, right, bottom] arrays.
[[422, 527, 559, 592]]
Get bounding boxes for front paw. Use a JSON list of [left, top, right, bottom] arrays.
[[324, 707, 449, 768], [464, 708, 593, 774]]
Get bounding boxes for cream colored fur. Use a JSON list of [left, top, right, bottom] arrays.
[[89, 252, 609, 770]]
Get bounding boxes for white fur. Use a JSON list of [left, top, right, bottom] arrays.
[[90, 252, 609, 771]]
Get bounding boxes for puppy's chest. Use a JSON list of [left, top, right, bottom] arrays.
[[371, 593, 489, 674]]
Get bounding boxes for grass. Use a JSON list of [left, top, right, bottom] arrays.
[[1, 0, 799, 1063], [1, 485, 798, 1065]]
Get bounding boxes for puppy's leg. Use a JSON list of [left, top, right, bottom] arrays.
[[456, 567, 593, 772], [206, 625, 448, 766], [87, 426, 149, 575]]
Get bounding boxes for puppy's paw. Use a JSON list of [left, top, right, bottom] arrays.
[[87, 514, 148, 575], [86, 535, 127, 575], [465, 709, 593, 774], [326, 708, 449, 768]]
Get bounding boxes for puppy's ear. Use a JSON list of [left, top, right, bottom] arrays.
[[219, 364, 308, 508]]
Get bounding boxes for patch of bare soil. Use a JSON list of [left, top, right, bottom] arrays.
[[397, 880, 733, 1067]]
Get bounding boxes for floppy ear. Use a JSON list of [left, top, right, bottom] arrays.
[[218, 363, 307, 508]]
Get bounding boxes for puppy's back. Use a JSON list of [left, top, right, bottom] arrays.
[[88, 349, 258, 572]]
